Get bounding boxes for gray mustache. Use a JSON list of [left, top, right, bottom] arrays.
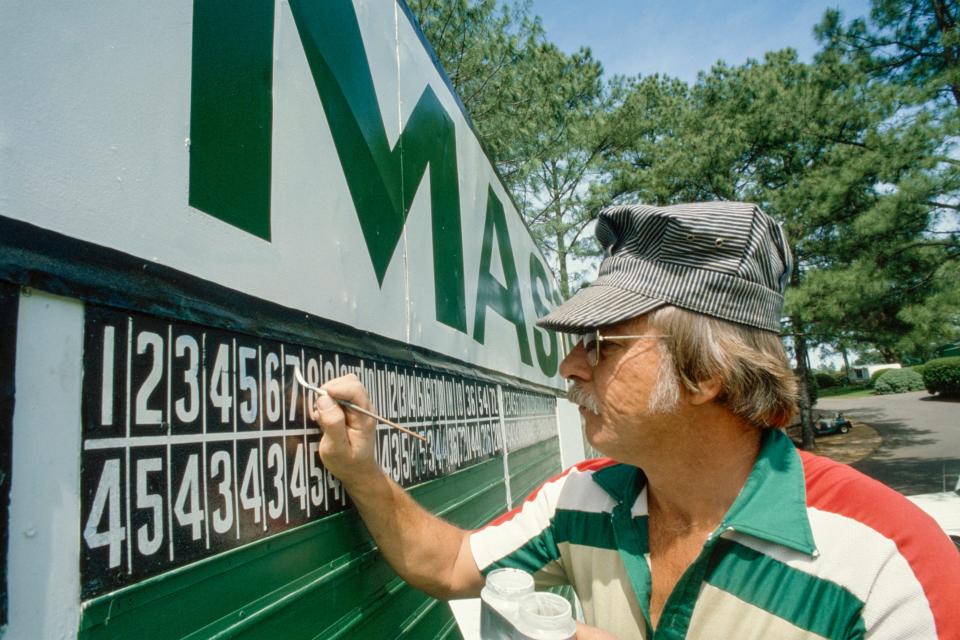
[[567, 384, 600, 415]]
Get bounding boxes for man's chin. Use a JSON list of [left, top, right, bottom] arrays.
[[578, 404, 600, 417], [581, 413, 600, 436], [581, 420, 610, 456]]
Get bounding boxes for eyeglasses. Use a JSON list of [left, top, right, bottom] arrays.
[[578, 329, 669, 367]]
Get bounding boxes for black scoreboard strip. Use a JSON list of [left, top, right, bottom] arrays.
[[79, 305, 534, 598], [0, 282, 17, 626]]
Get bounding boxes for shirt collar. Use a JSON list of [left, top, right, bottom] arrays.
[[591, 461, 642, 507], [591, 429, 817, 556]]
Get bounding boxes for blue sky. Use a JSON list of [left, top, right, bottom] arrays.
[[529, 0, 872, 82]]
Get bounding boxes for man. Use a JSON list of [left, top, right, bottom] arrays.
[[311, 202, 960, 639]]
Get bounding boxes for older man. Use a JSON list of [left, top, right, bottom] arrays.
[[312, 202, 959, 639]]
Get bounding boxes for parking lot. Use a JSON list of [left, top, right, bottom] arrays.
[[816, 391, 960, 495]]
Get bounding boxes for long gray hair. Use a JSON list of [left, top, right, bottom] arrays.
[[647, 306, 797, 428]]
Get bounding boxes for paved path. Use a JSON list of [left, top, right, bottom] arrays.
[[816, 391, 960, 495]]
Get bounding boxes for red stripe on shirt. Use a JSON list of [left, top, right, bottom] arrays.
[[478, 457, 618, 530], [800, 451, 960, 640]]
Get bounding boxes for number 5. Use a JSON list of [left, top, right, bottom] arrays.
[[238, 346, 258, 424], [136, 458, 164, 556]]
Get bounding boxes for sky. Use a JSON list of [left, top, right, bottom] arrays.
[[529, 0, 872, 82]]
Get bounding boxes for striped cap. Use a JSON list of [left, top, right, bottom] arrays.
[[537, 202, 793, 333]]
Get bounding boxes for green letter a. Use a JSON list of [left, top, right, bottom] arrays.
[[473, 188, 533, 366]]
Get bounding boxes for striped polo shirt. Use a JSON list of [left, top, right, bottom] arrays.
[[470, 430, 960, 639]]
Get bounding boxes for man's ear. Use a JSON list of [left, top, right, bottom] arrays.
[[687, 377, 722, 405]]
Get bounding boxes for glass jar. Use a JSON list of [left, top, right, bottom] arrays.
[[514, 592, 576, 640], [479, 568, 535, 639]]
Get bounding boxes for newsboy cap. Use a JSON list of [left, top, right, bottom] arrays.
[[537, 202, 793, 333]]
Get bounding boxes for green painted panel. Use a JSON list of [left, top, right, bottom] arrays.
[[507, 437, 563, 507], [310, 580, 459, 640], [79, 457, 505, 639]]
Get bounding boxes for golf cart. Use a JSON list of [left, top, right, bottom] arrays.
[[815, 412, 852, 436]]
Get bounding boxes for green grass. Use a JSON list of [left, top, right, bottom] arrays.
[[817, 385, 876, 399]]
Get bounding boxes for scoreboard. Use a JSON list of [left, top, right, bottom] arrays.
[[79, 306, 555, 598]]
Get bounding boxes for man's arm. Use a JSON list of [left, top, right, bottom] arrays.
[[310, 374, 484, 600]]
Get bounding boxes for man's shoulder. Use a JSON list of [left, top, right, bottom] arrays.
[[558, 458, 630, 494], [541, 457, 622, 498], [798, 450, 928, 523], [798, 451, 960, 579], [797, 450, 948, 536], [477, 458, 622, 533], [796, 451, 960, 636], [489, 459, 620, 518], [569, 457, 622, 477], [529, 458, 627, 515]]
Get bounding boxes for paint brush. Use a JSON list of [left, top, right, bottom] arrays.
[[294, 367, 429, 443]]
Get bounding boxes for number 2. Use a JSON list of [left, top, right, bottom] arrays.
[[135, 331, 164, 425]]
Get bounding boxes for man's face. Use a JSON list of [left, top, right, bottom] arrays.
[[560, 315, 680, 457]]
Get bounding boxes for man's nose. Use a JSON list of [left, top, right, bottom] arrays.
[[559, 340, 592, 382]]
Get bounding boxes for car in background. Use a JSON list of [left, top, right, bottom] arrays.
[[907, 475, 960, 552]]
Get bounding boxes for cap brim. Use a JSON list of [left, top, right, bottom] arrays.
[[536, 284, 664, 333]]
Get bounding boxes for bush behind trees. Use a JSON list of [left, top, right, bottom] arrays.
[[815, 372, 839, 388], [873, 368, 926, 394]]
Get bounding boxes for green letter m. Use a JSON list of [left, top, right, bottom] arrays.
[[188, 0, 467, 333]]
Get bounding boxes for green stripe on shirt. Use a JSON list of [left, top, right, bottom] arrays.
[[705, 539, 865, 639], [486, 508, 631, 574]]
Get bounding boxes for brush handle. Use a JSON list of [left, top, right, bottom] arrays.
[[336, 399, 429, 443], [295, 368, 429, 443]]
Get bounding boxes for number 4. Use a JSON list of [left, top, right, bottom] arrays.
[[83, 459, 126, 568], [290, 442, 307, 510], [174, 454, 204, 540], [240, 448, 263, 523], [210, 343, 232, 424]]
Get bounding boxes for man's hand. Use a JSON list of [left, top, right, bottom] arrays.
[[305, 373, 483, 600], [308, 374, 379, 485]]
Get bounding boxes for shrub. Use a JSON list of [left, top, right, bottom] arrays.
[[815, 372, 838, 389], [868, 368, 891, 388], [921, 357, 960, 398], [873, 368, 926, 395]]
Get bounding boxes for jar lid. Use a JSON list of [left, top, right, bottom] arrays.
[[485, 568, 534, 598]]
